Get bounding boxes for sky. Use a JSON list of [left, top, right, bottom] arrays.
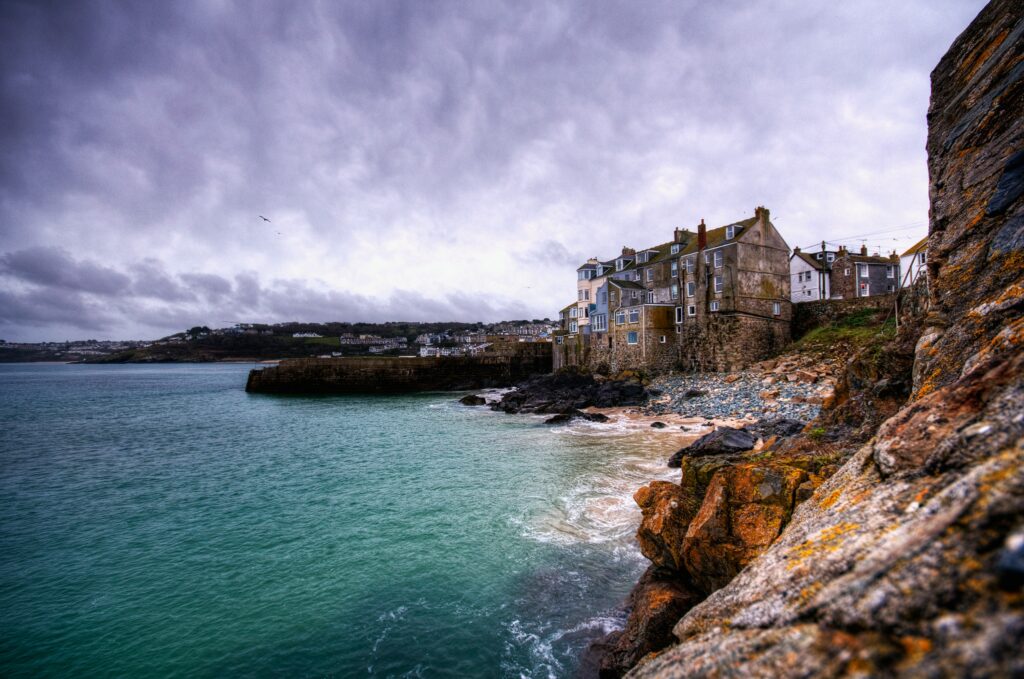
[[0, 0, 987, 341]]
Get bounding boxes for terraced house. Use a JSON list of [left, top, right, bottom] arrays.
[[555, 206, 792, 373]]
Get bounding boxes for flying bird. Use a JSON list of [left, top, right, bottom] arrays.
[[259, 215, 271, 222]]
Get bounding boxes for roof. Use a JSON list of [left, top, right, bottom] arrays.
[[608, 279, 646, 290], [902, 237, 928, 257], [791, 251, 829, 271], [576, 262, 598, 272], [560, 302, 576, 313], [677, 217, 759, 256], [843, 253, 897, 265]]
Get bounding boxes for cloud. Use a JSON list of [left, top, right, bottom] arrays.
[[0, 0, 987, 340]]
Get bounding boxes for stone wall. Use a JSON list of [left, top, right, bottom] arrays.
[[678, 314, 789, 372], [792, 294, 895, 338], [246, 344, 552, 393]]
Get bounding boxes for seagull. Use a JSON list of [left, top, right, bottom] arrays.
[[259, 215, 271, 222]]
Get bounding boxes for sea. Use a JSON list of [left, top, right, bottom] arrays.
[[0, 363, 686, 678]]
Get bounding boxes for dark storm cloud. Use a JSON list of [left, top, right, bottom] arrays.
[[0, 0, 987, 340]]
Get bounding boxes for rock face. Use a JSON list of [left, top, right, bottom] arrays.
[[666, 427, 756, 467], [459, 394, 487, 406], [492, 370, 646, 414], [626, 3, 1024, 677]]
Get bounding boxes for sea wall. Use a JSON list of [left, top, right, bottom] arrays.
[[246, 345, 552, 394]]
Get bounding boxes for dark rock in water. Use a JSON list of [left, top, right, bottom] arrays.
[[745, 417, 805, 439], [543, 410, 610, 424], [458, 394, 487, 406], [494, 371, 646, 414], [685, 389, 707, 398], [667, 426, 757, 467], [650, 421, 667, 429]]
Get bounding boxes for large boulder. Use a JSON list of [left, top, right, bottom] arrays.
[[667, 427, 756, 467], [458, 394, 486, 406], [493, 371, 646, 414]]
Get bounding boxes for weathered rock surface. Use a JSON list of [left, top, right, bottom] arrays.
[[493, 369, 646, 415], [458, 394, 487, 406], [543, 410, 611, 424], [666, 427, 757, 467], [628, 3, 1024, 676]]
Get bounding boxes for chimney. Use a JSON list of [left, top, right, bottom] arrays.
[[838, 245, 848, 256], [697, 219, 707, 250], [755, 205, 770, 223], [673, 227, 686, 243], [621, 246, 635, 256], [860, 244, 868, 256], [793, 246, 801, 254]]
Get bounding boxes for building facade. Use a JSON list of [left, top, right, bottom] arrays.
[[830, 245, 900, 299], [789, 244, 837, 302]]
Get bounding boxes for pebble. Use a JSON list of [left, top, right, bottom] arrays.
[[643, 372, 825, 421]]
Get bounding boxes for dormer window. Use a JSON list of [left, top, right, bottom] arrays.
[[671, 244, 680, 254], [726, 225, 740, 239], [815, 253, 823, 260], [616, 258, 624, 271], [637, 252, 648, 264], [827, 253, 835, 263]]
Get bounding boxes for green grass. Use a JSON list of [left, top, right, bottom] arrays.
[[795, 309, 896, 350]]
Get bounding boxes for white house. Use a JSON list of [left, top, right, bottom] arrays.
[[789, 246, 836, 302], [900, 237, 928, 288]]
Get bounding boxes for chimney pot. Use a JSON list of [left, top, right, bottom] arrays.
[[860, 244, 868, 256], [793, 246, 801, 254], [697, 219, 707, 249]]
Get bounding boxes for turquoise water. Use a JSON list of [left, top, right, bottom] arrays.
[[0, 364, 683, 678]]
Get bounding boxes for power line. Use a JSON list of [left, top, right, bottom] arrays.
[[797, 221, 927, 251]]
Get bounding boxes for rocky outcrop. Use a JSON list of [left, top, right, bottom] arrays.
[[624, 2, 1024, 676], [459, 394, 487, 406], [492, 370, 646, 414]]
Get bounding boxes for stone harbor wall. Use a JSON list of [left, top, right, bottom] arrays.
[[246, 345, 552, 394], [678, 314, 789, 373]]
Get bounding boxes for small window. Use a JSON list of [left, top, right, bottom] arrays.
[[714, 275, 723, 293], [584, 289, 590, 300], [671, 283, 679, 300], [671, 260, 678, 276], [578, 290, 584, 301], [704, 252, 710, 265], [815, 253, 823, 260], [886, 266, 894, 278], [569, 320, 578, 332], [556, 336, 563, 345], [844, 268, 850, 276], [629, 308, 640, 323], [645, 291, 655, 304], [687, 305, 696, 316], [687, 281, 695, 297], [570, 307, 578, 318], [714, 251, 723, 268], [920, 251, 927, 263], [710, 301, 720, 312], [646, 268, 654, 282], [627, 331, 638, 345], [887, 284, 894, 292], [637, 252, 648, 264], [632, 290, 640, 300], [773, 302, 781, 316], [859, 264, 869, 277], [671, 244, 680, 254], [634, 271, 641, 281], [616, 311, 625, 325], [827, 253, 835, 262], [726, 225, 735, 239], [805, 290, 811, 296], [686, 258, 695, 273], [659, 335, 667, 343], [674, 306, 683, 323]]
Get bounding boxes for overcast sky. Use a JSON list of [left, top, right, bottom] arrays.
[[0, 0, 986, 341]]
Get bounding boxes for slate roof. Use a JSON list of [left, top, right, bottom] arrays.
[[608, 279, 647, 290], [792, 250, 829, 271], [677, 217, 759, 257]]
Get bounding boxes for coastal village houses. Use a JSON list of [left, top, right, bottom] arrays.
[[829, 245, 901, 299], [556, 206, 792, 374], [789, 244, 838, 302]]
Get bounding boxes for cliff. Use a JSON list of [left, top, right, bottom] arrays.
[[606, 2, 1023, 676], [245, 345, 552, 394]]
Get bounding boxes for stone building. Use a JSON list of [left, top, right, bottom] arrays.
[[830, 245, 900, 298], [675, 207, 792, 371]]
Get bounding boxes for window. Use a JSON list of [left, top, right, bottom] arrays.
[[920, 251, 927, 264], [704, 252, 710, 265], [859, 264, 869, 277], [675, 306, 683, 323], [805, 290, 811, 296], [634, 270, 641, 282], [659, 335, 667, 343], [714, 275, 723, 293], [556, 336, 563, 345], [773, 302, 781, 316], [637, 252, 648, 264], [616, 311, 625, 325], [627, 331, 638, 345], [815, 253, 823, 260], [592, 314, 607, 332], [671, 260, 678, 276], [726, 225, 736, 239], [714, 251, 723, 268], [671, 244, 680, 254], [616, 258, 625, 271], [844, 268, 851, 276], [583, 307, 589, 318], [629, 308, 640, 323], [578, 290, 584, 300], [887, 284, 894, 292], [671, 283, 679, 300], [584, 289, 590, 300], [645, 291, 655, 304], [646, 268, 654, 282], [827, 253, 835, 263], [610, 291, 617, 305], [686, 258, 695, 273], [598, 290, 607, 304], [632, 290, 640, 301], [687, 281, 695, 297], [687, 305, 697, 316], [710, 301, 720, 312], [886, 266, 894, 278], [569, 320, 578, 333], [570, 307, 578, 318]]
